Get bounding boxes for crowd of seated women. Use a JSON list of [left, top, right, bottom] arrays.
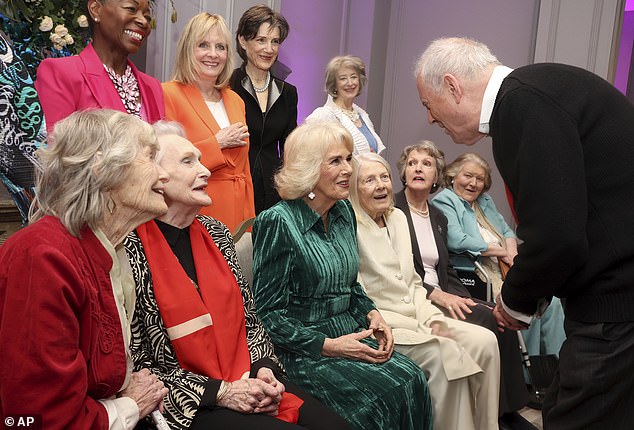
[[0, 2, 561, 430]]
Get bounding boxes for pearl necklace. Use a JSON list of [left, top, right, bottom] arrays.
[[251, 71, 271, 93], [339, 106, 360, 122], [407, 201, 429, 218]]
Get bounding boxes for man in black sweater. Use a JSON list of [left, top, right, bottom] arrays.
[[415, 37, 634, 430]]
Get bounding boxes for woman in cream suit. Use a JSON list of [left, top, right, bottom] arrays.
[[350, 152, 501, 430], [162, 13, 254, 232]]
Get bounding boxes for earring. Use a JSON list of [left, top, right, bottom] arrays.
[[308, 191, 316, 200], [106, 196, 117, 214]]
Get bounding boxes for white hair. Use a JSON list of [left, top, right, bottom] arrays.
[[349, 152, 394, 227], [153, 120, 186, 138], [416, 37, 500, 93]]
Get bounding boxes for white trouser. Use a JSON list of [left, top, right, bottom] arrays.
[[396, 318, 500, 430]]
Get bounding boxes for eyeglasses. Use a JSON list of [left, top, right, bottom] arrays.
[[361, 173, 391, 187]]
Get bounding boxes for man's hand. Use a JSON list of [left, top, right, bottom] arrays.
[[493, 296, 529, 331]]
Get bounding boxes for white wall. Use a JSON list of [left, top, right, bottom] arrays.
[[380, 0, 541, 227]]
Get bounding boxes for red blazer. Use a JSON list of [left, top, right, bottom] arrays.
[[0, 216, 127, 429], [35, 43, 164, 135], [163, 81, 255, 232]]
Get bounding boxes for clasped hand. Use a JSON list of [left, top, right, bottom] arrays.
[[322, 310, 394, 363], [217, 367, 285, 415]]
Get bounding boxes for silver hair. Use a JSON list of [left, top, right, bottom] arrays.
[[29, 109, 158, 237], [415, 37, 500, 93], [444, 152, 493, 193], [349, 152, 394, 226], [275, 121, 353, 200]]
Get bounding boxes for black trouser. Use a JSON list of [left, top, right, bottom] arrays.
[[190, 378, 352, 430], [542, 317, 634, 430]]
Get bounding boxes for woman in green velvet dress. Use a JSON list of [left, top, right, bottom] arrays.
[[252, 121, 432, 430]]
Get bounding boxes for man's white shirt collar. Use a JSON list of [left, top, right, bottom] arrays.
[[479, 65, 514, 134]]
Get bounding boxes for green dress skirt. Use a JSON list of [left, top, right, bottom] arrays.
[[253, 199, 433, 430]]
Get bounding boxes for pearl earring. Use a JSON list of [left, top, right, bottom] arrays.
[[308, 192, 316, 200]]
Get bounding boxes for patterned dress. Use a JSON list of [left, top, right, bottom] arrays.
[[252, 199, 433, 430]]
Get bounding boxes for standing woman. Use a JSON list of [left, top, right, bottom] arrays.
[[36, 0, 165, 135], [163, 13, 254, 232], [306, 55, 384, 155], [230, 5, 297, 214]]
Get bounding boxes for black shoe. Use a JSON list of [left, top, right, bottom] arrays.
[[499, 411, 539, 430]]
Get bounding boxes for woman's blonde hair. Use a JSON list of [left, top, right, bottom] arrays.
[[29, 109, 158, 237], [172, 13, 234, 88], [275, 121, 353, 200], [324, 55, 367, 98], [349, 152, 394, 226], [444, 152, 493, 193]]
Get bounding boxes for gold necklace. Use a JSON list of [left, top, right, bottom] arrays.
[[407, 201, 429, 218]]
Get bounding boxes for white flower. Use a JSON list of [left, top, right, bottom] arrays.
[[54, 24, 68, 37], [49, 33, 64, 46], [39, 16, 53, 32], [63, 34, 74, 45], [77, 15, 89, 28]]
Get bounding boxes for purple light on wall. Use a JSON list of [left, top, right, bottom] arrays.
[[615, 6, 634, 94]]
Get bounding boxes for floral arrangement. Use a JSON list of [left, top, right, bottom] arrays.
[[0, 0, 176, 77]]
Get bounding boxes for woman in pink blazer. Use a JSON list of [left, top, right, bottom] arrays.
[[35, 0, 164, 135], [162, 13, 254, 232]]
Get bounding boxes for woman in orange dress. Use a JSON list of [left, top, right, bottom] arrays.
[[162, 12, 254, 232]]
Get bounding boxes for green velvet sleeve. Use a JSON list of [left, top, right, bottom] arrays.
[[252, 210, 327, 359]]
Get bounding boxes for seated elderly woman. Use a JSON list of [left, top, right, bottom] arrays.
[[0, 109, 169, 429], [431, 153, 566, 360], [252, 121, 432, 430], [123, 121, 350, 430], [349, 152, 501, 430], [393, 142, 531, 428]]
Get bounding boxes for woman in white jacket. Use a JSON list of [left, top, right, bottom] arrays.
[[350, 152, 501, 430], [306, 55, 385, 155]]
